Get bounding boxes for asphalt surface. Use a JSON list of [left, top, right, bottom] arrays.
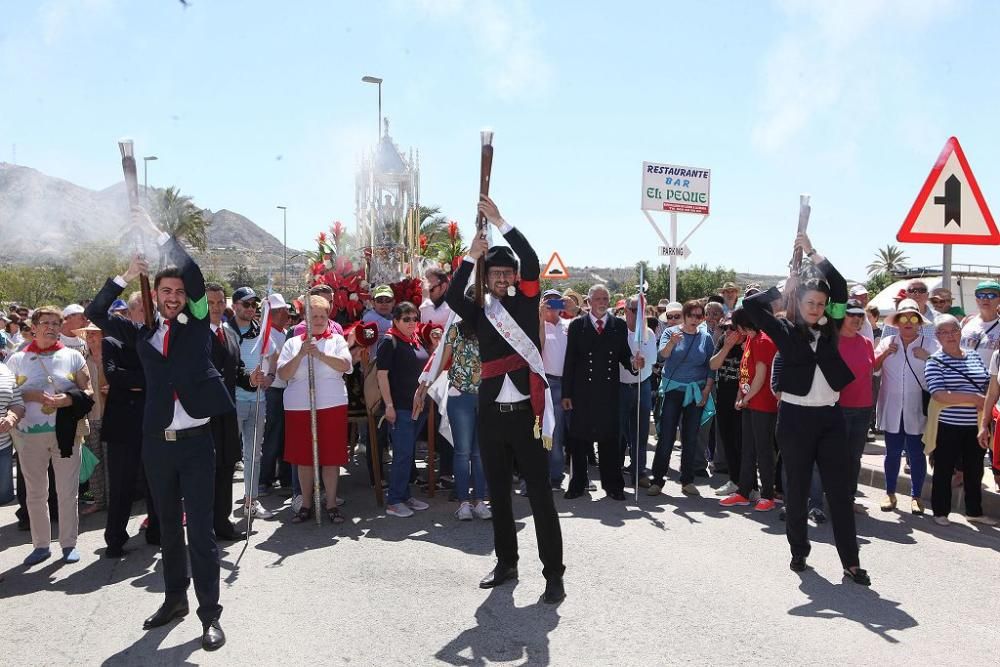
[[1, 448, 998, 666]]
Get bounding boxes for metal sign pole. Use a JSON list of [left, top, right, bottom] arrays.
[[943, 244, 953, 291], [669, 212, 678, 303]]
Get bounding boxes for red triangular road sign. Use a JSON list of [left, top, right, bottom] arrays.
[[897, 136, 999, 245], [542, 252, 570, 280]]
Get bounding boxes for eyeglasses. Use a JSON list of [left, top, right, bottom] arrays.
[[687, 312, 704, 319], [239, 301, 258, 308], [895, 314, 922, 325], [428, 282, 447, 291], [398, 316, 419, 323], [665, 313, 681, 320], [930, 297, 951, 304], [487, 269, 515, 280], [907, 286, 928, 294], [37, 320, 61, 328], [975, 292, 999, 300], [375, 297, 393, 304]]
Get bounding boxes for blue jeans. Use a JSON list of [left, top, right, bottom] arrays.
[[651, 389, 704, 485], [0, 445, 13, 504], [447, 391, 487, 502], [547, 375, 567, 482], [884, 429, 927, 497], [236, 398, 265, 500], [620, 379, 652, 474], [388, 411, 426, 505], [259, 387, 285, 488]]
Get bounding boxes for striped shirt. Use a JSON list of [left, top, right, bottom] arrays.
[[0, 362, 25, 450], [924, 350, 989, 426]]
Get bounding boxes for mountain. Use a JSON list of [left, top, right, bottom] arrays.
[[0, 162, 286, 264]]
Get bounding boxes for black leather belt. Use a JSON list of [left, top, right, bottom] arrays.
[[159, 423, 211, 442], [495, 401, 531, 413]]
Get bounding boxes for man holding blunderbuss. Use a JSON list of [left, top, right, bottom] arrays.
[[445, 195, 566, 604]]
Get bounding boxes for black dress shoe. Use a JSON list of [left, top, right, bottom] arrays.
[[105, 545, 128, 559], [145, 533, 161, 546], [563, 490, 584, 500], [609, 491, 626, 501], [143, 598, 189, 629], [542, 578, 566, 604], [479, 564, 518, 589], [202, 620, 226, 651], [789, 556, 809, 573], [215, 526, 247, 542]]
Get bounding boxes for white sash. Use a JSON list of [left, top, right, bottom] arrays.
[[484, 294, 555, 448]]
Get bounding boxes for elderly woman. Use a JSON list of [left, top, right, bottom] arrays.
[[648, 299, 715, 497], [278, 295, 354, 524], [924, 314, 996, 526], [838, 300, 876, 511], [0, 359, 26, 505], [744, 233, 870, 585], [377, 302, 431, 518], [873, 299, 936, 514], [6, 306, 92, 565]]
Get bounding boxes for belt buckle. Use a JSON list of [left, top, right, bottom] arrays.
[[164, 430, 177, 442], [499, 403, 512, 413]]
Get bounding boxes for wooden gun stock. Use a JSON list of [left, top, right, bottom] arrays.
[[120, 142, 156, 330], [474, 133, 494, 306]]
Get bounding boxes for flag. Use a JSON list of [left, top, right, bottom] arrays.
[[636, 265, 647, 344], [251, 275, 276, 358]]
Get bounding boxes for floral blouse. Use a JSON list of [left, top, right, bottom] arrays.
[[446, 324, 481, 395]]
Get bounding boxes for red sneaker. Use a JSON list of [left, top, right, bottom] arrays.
[[719, 493, 751, 507], [754, 498, 777, 512], [140, 516, 149, 530]]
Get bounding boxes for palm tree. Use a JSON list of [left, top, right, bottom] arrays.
[[867, 244, 910, 277], [153, 187, 210, 252]]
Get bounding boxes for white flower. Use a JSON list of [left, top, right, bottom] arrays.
[[176, 313, 188, 324], [349, 293, 358, 301]]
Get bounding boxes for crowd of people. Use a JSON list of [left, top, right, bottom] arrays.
[[3, 211, 1000, 645]]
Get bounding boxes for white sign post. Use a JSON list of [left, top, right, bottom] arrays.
[[641, 161, 711, 302]]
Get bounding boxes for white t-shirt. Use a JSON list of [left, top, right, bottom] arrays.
[[278, 334, 353, 411], [6, 346, 86, 434], [542, 318, 570, 377], [621, 326, 657, 384], [960, 314, 1000, 368], [419, 299, 453, 327], [266, 327, 288, 389]]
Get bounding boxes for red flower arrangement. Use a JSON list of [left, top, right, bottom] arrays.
[[391, 277, 423, 306], [308, 221, 369, 321]]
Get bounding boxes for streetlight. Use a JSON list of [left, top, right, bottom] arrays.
[[361, 75, 383, 143], [143, 155, 158, 202], [277, 205, 287, 291]]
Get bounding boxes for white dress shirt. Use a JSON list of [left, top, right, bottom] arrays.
[[542, 318, 570, 377], [621, 326, 657, 384], [149, 318, 210, 431]]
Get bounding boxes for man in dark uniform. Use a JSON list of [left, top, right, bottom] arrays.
[[102, 293, 160, 557], [445, 195, 565, 604], [87, 214, 236, 651], [562, 284, 640, 500], [205, 283, 252, 541]]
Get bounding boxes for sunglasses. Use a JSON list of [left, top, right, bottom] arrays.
[[895, 314, 922, 325], [665, 313, 682, 320], [906, 286, 928, 294], [428, 282, 447, 291], [975, 292, 999, 300], [687, 312, 705, 318], [930, 297, 951, 303], [375, 297, 393, 304], [398, 316, 419, 323]]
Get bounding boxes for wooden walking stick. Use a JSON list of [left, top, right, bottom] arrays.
[[304, 295, 322, 525], [361, 346, 384, 507], [426, 408, 436, 498], [474, 131, 494, 306]]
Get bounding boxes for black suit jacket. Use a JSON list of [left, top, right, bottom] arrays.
[[563, 315, 634, 440], [210, 324, 252, 466], [86, 236, 235, 436], [445, 226, 541, 405], [101, 328, 146, 443]]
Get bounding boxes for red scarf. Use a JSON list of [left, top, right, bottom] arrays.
[[387, 326, 421, 348], [300, 328, 333, 341], [26, 340, 64, 355]]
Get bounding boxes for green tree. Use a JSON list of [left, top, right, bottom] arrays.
[[0, 264, 75, 307], [866, 244, 910, 277], [644, 263, 737, 304], [865, 271, 896, 296], [66, 245, 129, 303], [227, 264, 257, 290], [153, 187, 210, 252]]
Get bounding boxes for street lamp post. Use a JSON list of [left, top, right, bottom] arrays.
[[277, 205, 288, 291], [143, 155, 158, 203], [361, 75, 383, 142]]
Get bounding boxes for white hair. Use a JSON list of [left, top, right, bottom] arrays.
[[587, 284, 610, 299], [933, 314, 960, 331]]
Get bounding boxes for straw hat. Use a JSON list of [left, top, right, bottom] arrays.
[[886, 299, 931, 327]]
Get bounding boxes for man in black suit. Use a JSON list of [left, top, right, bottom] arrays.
[[205, 284, 253, 541], [562, 285, 641, 501], [102, 292, 160, 557], [86, 215, 235, 651], [445, 195, 565, 604]]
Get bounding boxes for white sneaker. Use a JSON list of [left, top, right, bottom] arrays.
[[933, 515, 950, 526], [749, 489, 761, 502], [968, 514, 998, 526], [456, 502, 474, 521], [290, 494, 303, 513], [715, 481, 738, 497], [681, 483, 700, 496], [473, 502, 493, 520], [405, 497, 429, 511], [250, 500, 274, 519], [386, 502, 414, 518]]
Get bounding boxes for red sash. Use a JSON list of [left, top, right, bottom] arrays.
[[480, 353, 545, 419]]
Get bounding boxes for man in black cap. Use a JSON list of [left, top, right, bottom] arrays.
[[445, 194, 565, 604]]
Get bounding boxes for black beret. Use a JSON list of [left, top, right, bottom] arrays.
[[485, 245, 518, 270]]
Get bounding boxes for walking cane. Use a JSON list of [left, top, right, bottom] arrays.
[[245, 371, 263, 543], [304, 295, 322, 525], [362, 347, 384, 507]]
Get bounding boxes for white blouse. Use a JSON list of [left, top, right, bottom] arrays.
[[278, 334, 353, 411], [874, 333, 938, 435]]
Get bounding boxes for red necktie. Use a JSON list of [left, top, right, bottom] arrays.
[[217, 327, 225, 345], [162, 320, 171, 357], [596, 319, 604, 335]]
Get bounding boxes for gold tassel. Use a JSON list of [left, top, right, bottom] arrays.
[[533, 416, 541, 439], [534, 416, 552, 450]]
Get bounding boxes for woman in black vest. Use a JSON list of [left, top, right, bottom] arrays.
[[743, 233, 870, 585]]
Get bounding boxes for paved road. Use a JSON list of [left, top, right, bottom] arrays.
[[1, 452, 998, 666]]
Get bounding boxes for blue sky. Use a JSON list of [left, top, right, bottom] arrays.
[[3, 0, 999, 282]]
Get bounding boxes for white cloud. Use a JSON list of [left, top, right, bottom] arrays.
[[752, 0, 956, 153]]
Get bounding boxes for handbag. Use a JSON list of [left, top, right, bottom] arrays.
[[79, 445, 100, 483], [901, 336, 931, 416]]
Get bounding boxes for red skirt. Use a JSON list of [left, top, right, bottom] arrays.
[[284, 405, 348, 466]]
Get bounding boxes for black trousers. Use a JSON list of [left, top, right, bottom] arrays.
[[716, 388, 741, 485], [739, 409, 777, 499], [480, 405, 564, 581], [932, 422, 985, 517], [104, 437, 159, 548], [567, 436, 623, 494], [776, 402, 860, 569], [214, 462, 236, 534], [143, 430, 222, 625]]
